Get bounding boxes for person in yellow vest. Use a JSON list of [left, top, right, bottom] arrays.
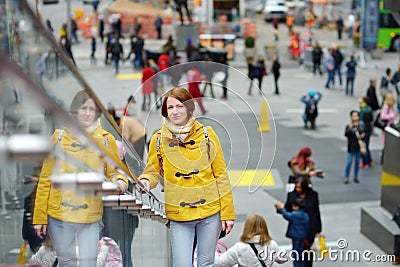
[[59, 22, 67, 38], [305, 9, 315, 31], [286, 12, 294, 36], [33, 90, 128, 267]]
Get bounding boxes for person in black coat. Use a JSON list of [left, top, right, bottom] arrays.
[[366, 79, 381, 122], [272, 55, 281, 95], [344, 110, 365, 184], [312, 42, 323, 76], [284, 177, 322, 267]]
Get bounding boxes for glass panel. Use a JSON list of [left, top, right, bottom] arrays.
[[0, 1, 169, 266]]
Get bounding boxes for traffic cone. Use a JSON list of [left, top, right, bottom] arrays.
[[258, 100, 270, 132]]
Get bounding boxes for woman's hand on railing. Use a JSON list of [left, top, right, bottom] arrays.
[[139, 178, 151, 193], [117, 180, 128, 194]]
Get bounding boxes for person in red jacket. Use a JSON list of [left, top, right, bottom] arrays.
[[290, 33, 300, 59], [187, 67, 207, 115], [142, 60, 156, 111], [158, 52, 170, 86]]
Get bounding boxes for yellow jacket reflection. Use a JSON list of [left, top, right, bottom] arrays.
[[140, 120, 235, 222], [33, 126, 127, 225]]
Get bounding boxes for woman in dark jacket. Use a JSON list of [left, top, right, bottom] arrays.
[[254, 55, 267, 95], [284, 177, 322, 267]]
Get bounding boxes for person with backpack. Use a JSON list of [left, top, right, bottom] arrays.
[[110, 37, 123, 75], [33, 90, 128, 267], [214, 214, 286, 267], [301, 90, 322, 129], [138, 87, 235, 267], [275, 198, 310, 267]]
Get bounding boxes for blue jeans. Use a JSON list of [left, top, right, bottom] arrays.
[[48, 216, 100, 267], [170, 212, 221, 267], [346, 77, 355, 95], [345, 151, 360, 180], [335, 66, 343, 86], [325, 69, 334, 88], [113, 58, 120, 74], [292, 239, 305, 267]]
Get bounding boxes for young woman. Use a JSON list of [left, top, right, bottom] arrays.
[[139, 87, 235, 267], [289, 146, 325, 185], [215, 214, 285, 267], [33, 90, 128, 267]]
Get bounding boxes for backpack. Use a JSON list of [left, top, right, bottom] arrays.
[[305, 99, 318, 120], [393, 206, 400, 228], [111, 43, 121, 55], [98, 237, 123, 267]]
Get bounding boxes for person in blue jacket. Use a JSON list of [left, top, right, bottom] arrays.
[[275, 198, 310, 267], [301, 90, 322, 129]]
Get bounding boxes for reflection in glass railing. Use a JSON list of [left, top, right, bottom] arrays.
[[0, 1, 170, 266]]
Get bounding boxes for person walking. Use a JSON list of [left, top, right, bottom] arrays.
[[254, 55, 267, 95], [301, 90, 322, 129], [247, 57, 256, 95], [141, 60, 156, 111], [215, 214, 286, 267], [332, 46, 344, 89], [312, 42, 323, 76], [187, 67, 207, 114], [284, 177, 322, 267], [139, 87, 235, 267], [155, 15, 163, 40], [380, 68, 393, 100], [323, 49, 335, 89], [366, 79, 381, 116], [289, 146, 325, 185], [379, 93, 396, 164], [358, 97, 374, 168], [33, 90, 128, 267], [345, 55, 357, 96], [110, 37, 123, 75], [344, 110, 365, 184], [336, 17, 344, 40], [90, 37, 96, 64], [271, 55, 281, 95], [275, 198, 310, 267]]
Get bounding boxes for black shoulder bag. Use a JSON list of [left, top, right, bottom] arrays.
[[249, 243, 267, 267]]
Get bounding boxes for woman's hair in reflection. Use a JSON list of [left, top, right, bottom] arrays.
[[161, 87, 195, 118], [70, 90, 101, 119], [240, 214, 272, 246]]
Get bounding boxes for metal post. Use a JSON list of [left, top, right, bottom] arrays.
[[67, 0, 72, 42]]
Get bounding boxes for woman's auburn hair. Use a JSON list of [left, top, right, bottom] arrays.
[[240, 214, 272, 246], [70, 90, 102, 119], [161, 87, 195, 118]]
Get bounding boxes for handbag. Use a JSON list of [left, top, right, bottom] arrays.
[[310, 235, 328, 258], [355, 130, 367, 155], [374, 112, 388, 130]]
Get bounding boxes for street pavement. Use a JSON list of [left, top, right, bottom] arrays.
[[18, 3, 400, 265]]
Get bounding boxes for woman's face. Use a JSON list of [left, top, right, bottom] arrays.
[[77, 98, 96, 127], [166, 97, 189, 126]]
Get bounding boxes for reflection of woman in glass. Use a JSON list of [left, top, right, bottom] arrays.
[[33, 90, 128, 267], [139, 88, 235, 267]]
